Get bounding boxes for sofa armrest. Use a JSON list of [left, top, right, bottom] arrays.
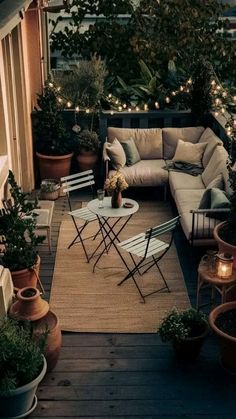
[[190, 208, 230, 246]]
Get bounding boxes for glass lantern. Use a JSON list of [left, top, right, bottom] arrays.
[[217, 253, 233, 279]]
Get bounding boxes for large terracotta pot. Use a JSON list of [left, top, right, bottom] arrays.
[[213, 222, 236, 300], [76, 150, 98, 172], [213, 222, 236, 270], [33, 310, 62, 372], [36, 152, 73, 181], [209, 301, 236, 373], [10, 255, 41, 290], [172, 321, 209, 361]]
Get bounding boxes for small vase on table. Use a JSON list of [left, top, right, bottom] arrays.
[[111, 190, 122, 208]]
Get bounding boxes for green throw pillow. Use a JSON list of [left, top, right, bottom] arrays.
[[211, 188, 230, 209], [121, 138, 141, 166]]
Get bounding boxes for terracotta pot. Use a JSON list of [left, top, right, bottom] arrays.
[[209, 302, 236, 373], [76, 150, 98, 172], [10, 255, 41, 289], [172, 321, 209, 361], [111, 190, 122, 208], [213, 222, 236, 300], [33, 310, 62, 372], [9, 286, 49, 321], [36, 152, 73, 181]]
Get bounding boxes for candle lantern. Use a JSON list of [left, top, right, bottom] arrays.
[[217, 253, 233, 278]]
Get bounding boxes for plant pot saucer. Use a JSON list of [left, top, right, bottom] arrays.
[[7, 395, 37, 419]]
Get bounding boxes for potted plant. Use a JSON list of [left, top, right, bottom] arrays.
[[209, 301, 236, 373], [0, 317, 47, 417], [40, 178, 60, 201], [158, 307, 209, 360], [0, 171, 45, 289], [34, 77, 74, 180], [73, 128, 101, 172]]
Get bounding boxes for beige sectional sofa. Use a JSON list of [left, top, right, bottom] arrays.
[[104, 126, 231, 245]]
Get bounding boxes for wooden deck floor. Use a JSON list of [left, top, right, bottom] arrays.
[[32, 194, 236, 419]]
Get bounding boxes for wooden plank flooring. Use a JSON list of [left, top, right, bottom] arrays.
[[32, 193, 236, 418]]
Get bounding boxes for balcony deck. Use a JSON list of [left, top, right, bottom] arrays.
[[32, 193, 236, 419]]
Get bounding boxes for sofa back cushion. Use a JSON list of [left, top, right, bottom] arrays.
[[162, 126, 205, 159], [107, 127, 163, 159], [202, 145, 228, 187], [104, 138, 126, 169], [172, 139, 207, 167], [198, 127, 223, 168]]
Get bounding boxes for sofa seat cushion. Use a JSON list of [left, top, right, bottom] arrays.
[[162, 126, 205, 159], [174, 189, 219, 241], [169, 171, 205, 198], [107, 127, 163, 159], [109, 159, 168, 187]]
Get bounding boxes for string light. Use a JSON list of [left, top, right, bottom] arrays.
[[165, 97, 170, 104], [67, 101, 72, 108], [85, 108, 90, 113], [75, 106, 80, 112], [155, 101, 160, 109]]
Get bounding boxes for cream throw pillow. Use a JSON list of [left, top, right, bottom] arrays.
[[172, 139, 207, 167], [104, 138, 126, 169]]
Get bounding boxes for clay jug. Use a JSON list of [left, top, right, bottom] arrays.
[[9, 287, 49, 321]]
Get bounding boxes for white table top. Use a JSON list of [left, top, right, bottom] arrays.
[[87, 197, 139, 218]]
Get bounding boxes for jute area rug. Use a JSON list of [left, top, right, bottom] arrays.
[[50, 200, 190, 333]]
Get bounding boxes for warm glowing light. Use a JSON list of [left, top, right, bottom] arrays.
[[75, 106, 80, 112], [123, 104, 127, 109], [187, 78, 192, 85], [171, 91, 176, 96], [128, 108, 132, 112], [211, 80, 216, 86], [155, 101, 160, 109], [67, 101, 72, 108], [49, 82, 53, 87], [221, 108, 225, 113], [217, 253, 233, 278], [108, 93, 112, 98], [110, 110, 114, 115], [214, 112, 219, 117], [233, 96, 236, 102], [135, 106, 140, 111], [144, 104, 148, 111], [57, 86, 61, 92], [85, 109, 90, 113], [165, 97, 170, 104], [58, 97, 62, 103], [115, 100, 119, 104], [118, 106, 122, 111], [180, 86, 184, 92]]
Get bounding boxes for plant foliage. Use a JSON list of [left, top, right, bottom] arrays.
[[158, 308, 207, 343], [73, 129, 101, 154], [0, 171, 44, 271], [0, 318, 47, 395], [34, 78, 73, 156]]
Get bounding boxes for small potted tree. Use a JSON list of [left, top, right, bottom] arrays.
[[158, 307, 209, 360], [0, 317, 47, 417], [73, 128, 101, 172], [0, 171, 45, 289], [34, 77, 74, 180]]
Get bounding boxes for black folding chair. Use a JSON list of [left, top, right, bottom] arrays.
[[117, 216, 181, 302]]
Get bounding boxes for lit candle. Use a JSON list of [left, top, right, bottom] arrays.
[[217, 253, 233, 278]]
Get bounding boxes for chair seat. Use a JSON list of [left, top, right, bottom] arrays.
[[68, 207, 97, 222], [118, 233, 169, 258]]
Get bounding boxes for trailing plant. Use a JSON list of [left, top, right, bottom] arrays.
[[0, 318, 47, 395], [158, 308, 207, 343], [34, 77, 73, 156], [0, 171, 44, 271]]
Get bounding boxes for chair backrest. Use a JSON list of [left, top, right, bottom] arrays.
[[61, 170, 95, 194], [145, 216, 181, 240]]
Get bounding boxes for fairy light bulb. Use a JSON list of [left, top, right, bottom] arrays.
[[118, 106, 122, 111], [221, 107, 225, 113], [187, 78, 192, 85], [58, 97, 62, 103], [135, 106, 140, 111], [155, 101, 160, 109], [123, 103, 127, 109], [211, 80, 216, 86], [233, 96, 236, 102], [165, 97, 170, 104], [214, 111, 219, 117], [171, 91, 176, 96], [144, 104, 148, 111], [128, 108, 132, 112], [57, 86, 61, 92], [75, 106, 80, 112], [49, 82, 53, 88], [85, 108, 90, 113], [115, 99, 119, 104], [108, 93, 112, 98], [180, 86, 184, 92], [67, 101, 72, 108], [110, 110, 114, 115], [222, 92, 227, 98]]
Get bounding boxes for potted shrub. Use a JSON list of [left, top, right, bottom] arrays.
[[74, 128, 101, 172], [40, 178, 60, 201], [0, 171, 45, 289], [209, 301, 236, 373], [34, 77, 74, 180], [0, 317, 47, 417], [158, 307, 209, 360]]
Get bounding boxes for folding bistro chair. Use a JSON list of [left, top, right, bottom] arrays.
[[61, 170, 100, 262], [117, 216, 181, 303]]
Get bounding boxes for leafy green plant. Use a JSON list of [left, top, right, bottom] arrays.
[[34, 78, 73, 156], [0, 318, 47, 395], [73, 129, 101, 155], [0, 171, 44, 271], [158, 308, 207, 343]]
